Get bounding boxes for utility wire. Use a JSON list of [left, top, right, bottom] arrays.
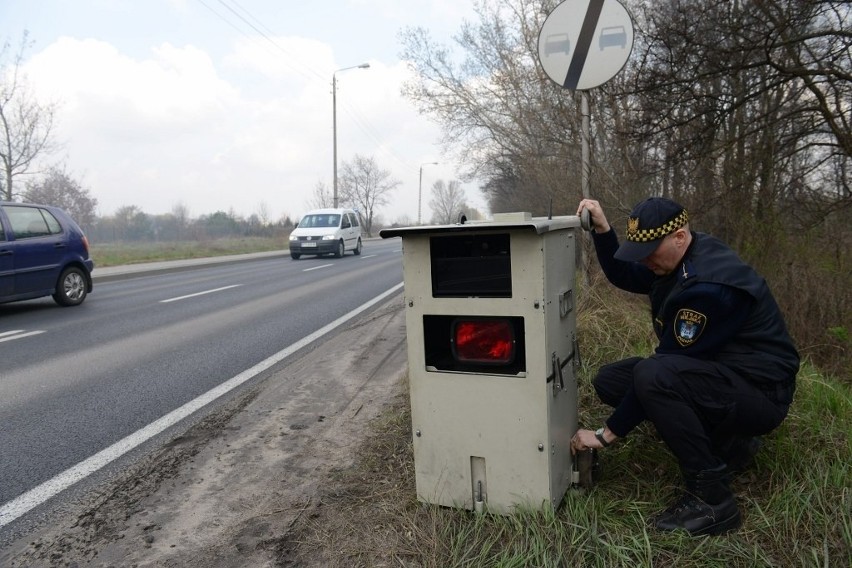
[[195, 0, 326, 85], [196, 0, 433, 181], [214, 0, 327, 84]]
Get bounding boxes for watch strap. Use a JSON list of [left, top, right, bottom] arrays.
[[595, 427, 610, 447]]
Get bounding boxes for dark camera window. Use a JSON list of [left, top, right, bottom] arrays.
[[430, 233, 512, 297]]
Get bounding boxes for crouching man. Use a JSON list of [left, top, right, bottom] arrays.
[[571, 197, 799, 536]]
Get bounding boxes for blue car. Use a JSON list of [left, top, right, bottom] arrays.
[[0, 202, 94, 306]]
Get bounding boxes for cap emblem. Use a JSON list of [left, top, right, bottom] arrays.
[[625, 209, 689, 243], [627, 216, 640, 237]]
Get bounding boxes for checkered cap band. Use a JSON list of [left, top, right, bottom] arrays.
[[626, 210, 689, 243]]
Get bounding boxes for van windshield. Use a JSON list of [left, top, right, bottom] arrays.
[[300, 214, 340, 228]]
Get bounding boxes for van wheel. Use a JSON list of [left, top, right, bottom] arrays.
[[53, 266, 88, 306], [291, 252, 301, 260], [335, 240, 345, 258], [354, 238, 362, 255]]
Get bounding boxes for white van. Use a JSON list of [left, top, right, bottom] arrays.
[[288, 208, 363, 259]]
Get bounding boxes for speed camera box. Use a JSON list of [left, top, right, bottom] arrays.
[[380, 213, 581, 514]]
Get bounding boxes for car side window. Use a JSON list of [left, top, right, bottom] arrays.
[[5, 206, 54, 239], [43, 210, 62, 233], [341, 215, 351, 228], [0, 214, 6, 242], [350, 213, 359, 228]]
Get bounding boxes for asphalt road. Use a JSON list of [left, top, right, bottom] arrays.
[[0, 238, 403, 536]]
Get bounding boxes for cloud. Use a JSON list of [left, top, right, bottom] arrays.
[[18, 25, 472, 223]]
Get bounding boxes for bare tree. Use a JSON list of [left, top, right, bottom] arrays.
[[400, 1, 606, 217], [112, 205, 152, 241], [307, 180, 333, 210], [429, 179, 468, 224], [0, 32, 58, 201], [23, 164, 97, 227], [620, 0, 852, 249], [171, 202, 190, 240], [256, 201, 271, 226], [339, 154, 400, 236], [401, 0, 850, 221]]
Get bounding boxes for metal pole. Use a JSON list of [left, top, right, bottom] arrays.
[[333, 73, 339, 208], [580, 90, 591, 287], [332, 63, 370, 210], [581, 91, 590, 201]]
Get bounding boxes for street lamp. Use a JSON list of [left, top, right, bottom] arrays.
[[333, 62, 370, 208], [418, 162, 438, 225]]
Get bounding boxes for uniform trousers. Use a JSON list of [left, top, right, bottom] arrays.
[[594, 354, 789, 472]]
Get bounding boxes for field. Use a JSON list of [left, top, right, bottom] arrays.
[[89, 237, 286, 267]]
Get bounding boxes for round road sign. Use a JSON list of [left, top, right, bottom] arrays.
[[538, 0, 634, 90]]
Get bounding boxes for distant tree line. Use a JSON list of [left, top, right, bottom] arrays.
[[18, 164, 295, 242], [89, 205, 295, 243]]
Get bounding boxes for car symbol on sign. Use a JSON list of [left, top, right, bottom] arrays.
[[599, 26, 627, 50], [544, 33, 571, 56]]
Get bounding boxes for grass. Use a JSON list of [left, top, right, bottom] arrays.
[[89, 236, 286, 267], [287, 274, 851, 568]]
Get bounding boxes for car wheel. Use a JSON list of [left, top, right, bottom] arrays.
[[335, 240, 345, 258], [353, 238, 362, 255], [53, 266, 88, 306], [291, 252, 301, 259]]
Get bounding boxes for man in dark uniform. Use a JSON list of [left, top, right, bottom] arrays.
[[570, 197, 799, 536]]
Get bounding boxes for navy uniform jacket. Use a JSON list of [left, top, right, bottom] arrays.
[[592, 228, 799, 398]]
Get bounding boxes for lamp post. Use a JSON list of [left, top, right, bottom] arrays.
[[333, 63, 370, 208], [418, 162, 438, 225]]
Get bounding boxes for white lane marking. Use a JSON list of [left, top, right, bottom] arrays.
[[0, 330, 46, 343], [0, 282, 404, 528], [160, 285, 242, 303], [0, 330, 25, 338], [360, 255, 377, 259], [302, 264, 333, 272]]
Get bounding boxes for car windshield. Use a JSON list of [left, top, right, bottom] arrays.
[[300, 214, 340, 228]]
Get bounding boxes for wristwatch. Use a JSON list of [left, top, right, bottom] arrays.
[[595, 427, 610, 447]]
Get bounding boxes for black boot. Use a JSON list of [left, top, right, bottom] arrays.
[[654, 465, 742, 536]]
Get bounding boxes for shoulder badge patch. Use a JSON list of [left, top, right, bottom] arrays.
[[674, 309, 707, 347]]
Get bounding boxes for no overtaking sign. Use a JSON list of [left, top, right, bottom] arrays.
[[538, 0, 634, 90]]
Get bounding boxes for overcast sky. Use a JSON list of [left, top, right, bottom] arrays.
[[0, 0, 486, 223]]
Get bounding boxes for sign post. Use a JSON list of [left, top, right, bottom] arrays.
[[537, 0, 634, 203]]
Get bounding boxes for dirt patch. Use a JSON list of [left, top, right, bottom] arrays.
[[0, 298, 408, 568], [281, 387, 422, 568]]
